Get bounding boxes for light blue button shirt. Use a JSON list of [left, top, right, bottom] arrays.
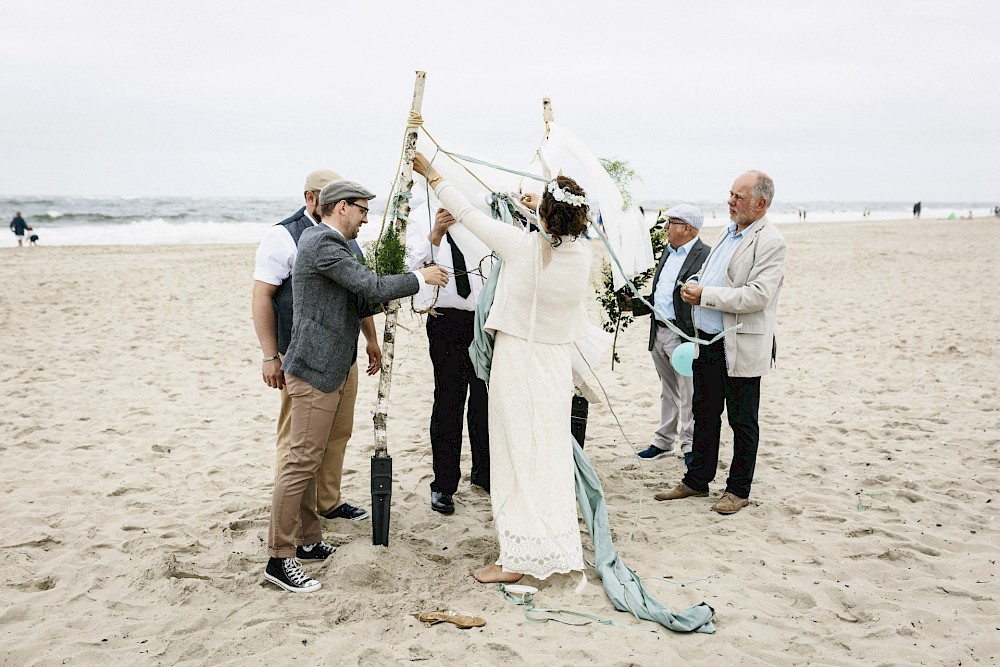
[[695, 221, 758, 334], [652, 237, 698, 323]]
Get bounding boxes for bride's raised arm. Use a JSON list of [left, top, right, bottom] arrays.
[[412, 151, 529, 261]]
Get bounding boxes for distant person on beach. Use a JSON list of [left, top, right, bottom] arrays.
[[252, 169, 377, 529], [414, 151, 594, 585], [655, 170, 786, 515], [621, 205, 710, 468], [264, 180, 448, 593], [913, 201, 921, 218], [408, 207, 490, 516], [10, 211, 27, 247]]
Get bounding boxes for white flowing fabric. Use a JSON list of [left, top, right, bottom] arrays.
[[532, 122, 655, 291]]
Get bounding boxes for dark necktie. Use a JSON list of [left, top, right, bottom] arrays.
[[446, 232, 472, 299]]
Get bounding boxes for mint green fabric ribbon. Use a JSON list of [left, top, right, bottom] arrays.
[[587, 220, 740, 346], [469, 259, 500, 385], [499, 583, 653, 632], [435, 149, 549, 183], [573, 436, 716, 633], [466, 196, 717, 634], [468, 193, 526, 386], [491, 439, 718, 634]]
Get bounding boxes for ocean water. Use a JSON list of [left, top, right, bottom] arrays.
[[2, 195, 996, 248]]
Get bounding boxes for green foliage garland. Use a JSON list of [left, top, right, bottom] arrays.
[[363, 223, 407, 276], [599, 157, 639, 212], [361, 223, 409, 314]]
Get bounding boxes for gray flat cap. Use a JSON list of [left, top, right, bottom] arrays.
[[319, 179, 377, 206]]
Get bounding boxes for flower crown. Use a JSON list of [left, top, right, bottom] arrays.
[[546, 180, 587, 208]]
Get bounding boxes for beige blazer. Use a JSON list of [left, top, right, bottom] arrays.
[[693, 216, 786, 377]]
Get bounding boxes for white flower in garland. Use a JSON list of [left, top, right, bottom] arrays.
[[546, 180, 587, 208]]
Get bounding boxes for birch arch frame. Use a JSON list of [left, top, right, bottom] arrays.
[[370, 70, 426, 547]]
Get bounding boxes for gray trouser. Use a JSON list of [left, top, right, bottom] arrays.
[[649, 325, 694, 453]]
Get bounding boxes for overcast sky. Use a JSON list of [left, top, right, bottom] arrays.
[[2, 0, 997, 202]]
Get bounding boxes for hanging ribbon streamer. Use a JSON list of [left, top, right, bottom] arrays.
[[499, 584, 654, 633], [586, 220, 741, 346]]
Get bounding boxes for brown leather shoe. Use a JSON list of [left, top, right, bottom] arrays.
[[712, 492, 750, 514], [654, 482, 709, 501]]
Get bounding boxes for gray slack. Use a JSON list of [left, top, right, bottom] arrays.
[[649, 324, 694, 454]]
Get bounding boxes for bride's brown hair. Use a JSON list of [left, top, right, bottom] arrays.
[[538, 176, 589, 247]]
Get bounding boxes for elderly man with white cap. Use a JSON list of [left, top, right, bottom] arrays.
[[626, 204, 710, 467], [252, 170, 378, 526], [264, 179, 449, 593]]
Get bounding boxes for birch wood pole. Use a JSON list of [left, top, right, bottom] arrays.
[[373, 71, 426, 458]]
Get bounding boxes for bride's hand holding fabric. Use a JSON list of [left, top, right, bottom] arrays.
[[519, 192, 540, 212]]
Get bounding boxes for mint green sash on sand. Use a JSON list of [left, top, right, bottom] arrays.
[[467, 196, 716, 633]]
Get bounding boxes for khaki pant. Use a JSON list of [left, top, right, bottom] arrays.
[[268, 372, 348, 558], [274, 362, 358, 515]]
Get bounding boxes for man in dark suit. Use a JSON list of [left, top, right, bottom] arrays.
[[264, 180, 449, 593], [626, 205, 710, 468]]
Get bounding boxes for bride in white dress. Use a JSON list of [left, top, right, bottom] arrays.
[[413, 152, 593, 583]]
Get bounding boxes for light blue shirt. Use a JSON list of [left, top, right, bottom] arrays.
[[652, 237, 698, 322], [695, 221, 758, 334]]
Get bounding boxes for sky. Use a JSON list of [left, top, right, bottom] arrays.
[[1, 0, 998, 202]]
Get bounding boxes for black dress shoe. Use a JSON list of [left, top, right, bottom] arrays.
[[431, 491, 455, 515]]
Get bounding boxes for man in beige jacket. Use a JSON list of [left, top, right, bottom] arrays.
[[654, 170, 786, 514]]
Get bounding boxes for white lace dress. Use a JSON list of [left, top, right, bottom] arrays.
[[434, 183, 589, 579]]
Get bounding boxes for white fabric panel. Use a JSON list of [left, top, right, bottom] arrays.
[[538, 122, 655, 290]]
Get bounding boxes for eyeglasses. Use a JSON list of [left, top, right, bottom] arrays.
[[347, 201, 369, 216], [667, 220, 689, 226]]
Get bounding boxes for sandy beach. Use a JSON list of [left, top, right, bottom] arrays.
[[1, 217, 997, 666]]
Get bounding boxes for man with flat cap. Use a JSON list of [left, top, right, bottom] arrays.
[[265, 179, 449, 593], [253, 170, 377, 525], [625, 205, 710, 468]]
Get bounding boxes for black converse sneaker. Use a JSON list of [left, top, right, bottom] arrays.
[[264, 557, 321, 593], [323, 503, 370, 521], [296, 541, 337, 561]]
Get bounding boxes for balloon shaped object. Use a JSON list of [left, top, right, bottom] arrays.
[[671, 342, 696, 377]]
